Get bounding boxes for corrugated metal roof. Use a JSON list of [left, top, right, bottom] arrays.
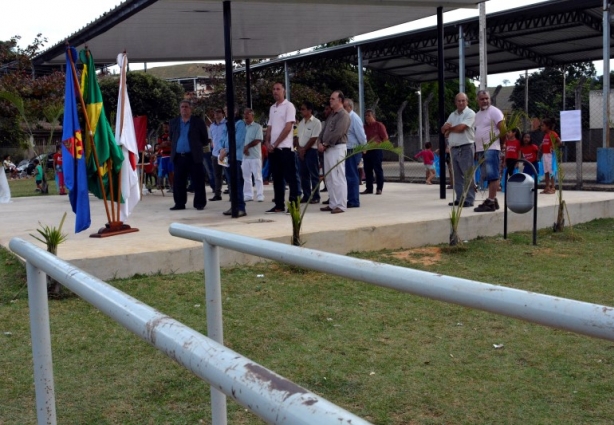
[[33, 0, 483, 67], [240, 0, 611, 83]]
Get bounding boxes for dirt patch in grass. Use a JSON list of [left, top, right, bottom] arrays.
[[389, 247, 442, 266]]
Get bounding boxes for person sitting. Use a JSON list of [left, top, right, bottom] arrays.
[[3, 155, 18, 179]]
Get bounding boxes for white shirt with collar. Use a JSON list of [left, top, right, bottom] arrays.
[[267, 99, 296, 149], [297, 115, 322, 149]]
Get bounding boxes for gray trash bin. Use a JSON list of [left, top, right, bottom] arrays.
[[507, 173, 534, 214]]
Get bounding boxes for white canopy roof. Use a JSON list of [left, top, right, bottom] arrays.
[[35, 0, 482, 66]]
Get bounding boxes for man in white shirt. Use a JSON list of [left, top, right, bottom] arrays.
[[264, 82, 299, 213], [241, 108, 265, 202], [441, 93, 476, 207], [295, 101, 322, 204]]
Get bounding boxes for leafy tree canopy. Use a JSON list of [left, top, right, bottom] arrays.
[[510, 62, 598, 123], [0, 35, 64, 146], [99, 72, 185, 135]]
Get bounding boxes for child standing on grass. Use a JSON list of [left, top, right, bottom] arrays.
[[33, 159, 43, 192], [520, 132, 539, 179], [540, 118, 562, 194], [504, 128, 521, 180], [415, 142, 436, 185]]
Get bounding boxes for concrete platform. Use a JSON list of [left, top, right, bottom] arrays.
[[2, 183, 613, 280]]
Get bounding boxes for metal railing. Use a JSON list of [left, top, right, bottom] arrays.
[[168, 223, 614, 424], [9, 237, 370, 425], [12, 224, 614, 425]]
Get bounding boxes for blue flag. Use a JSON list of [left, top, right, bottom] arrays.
[[62, 47, 91, 233]]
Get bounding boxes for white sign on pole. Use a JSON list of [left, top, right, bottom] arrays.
[[560, 110, 582, 142]]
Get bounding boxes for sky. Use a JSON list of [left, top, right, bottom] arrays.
[[0, 0, 609, 87]]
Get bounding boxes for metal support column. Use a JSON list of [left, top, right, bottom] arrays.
[[223, 0, 238, 218], [417, 88, 423, 150], [562, 66, 566, 111], [603, 0, 611, 148], [245, 58, 252, 109], [27, 262, 57, 425], [358, 46, 365, 118], [203, 240, 227, 425], [437, 6, 446, 199], [284, 61, 291, 102], [479, 2, 487, 90], [524, 70, 529, 132], [575, 78, 585, 189], [459, 25, 465, 94]]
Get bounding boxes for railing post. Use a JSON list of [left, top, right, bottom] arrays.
[[203, 240, 227, 425], [26, 262, 57, 425]]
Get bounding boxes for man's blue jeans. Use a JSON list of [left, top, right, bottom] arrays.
[[345, 148, 362, 206], [300, 148, 320, 201], [203, 151, 215, 190]]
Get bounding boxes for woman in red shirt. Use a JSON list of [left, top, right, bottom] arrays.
[[520, 132, 539, 179], [504, 128, 521, 180], [540, 118, 561, 194]]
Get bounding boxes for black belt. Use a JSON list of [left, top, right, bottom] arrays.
[[451, 144, 472, 149], [277, 147, 292, 151], [177, 152, 191, 156]]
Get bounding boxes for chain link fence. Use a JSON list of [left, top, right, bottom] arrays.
[[378, 85, 614, 189]]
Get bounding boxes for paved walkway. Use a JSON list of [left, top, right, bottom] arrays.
[[2, 183, 613, 280]]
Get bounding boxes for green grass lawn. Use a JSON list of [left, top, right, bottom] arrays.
[[5, 171, 61, 198], [1, 220, 614, 424]]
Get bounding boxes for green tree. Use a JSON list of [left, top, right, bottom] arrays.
[[99, 72, 184, 134], [509, 63, 597, 123], [0, 35, 64, 147]]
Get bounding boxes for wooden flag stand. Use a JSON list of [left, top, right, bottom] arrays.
[[92, 221, 139, 238], [67, 46, 138, 238]]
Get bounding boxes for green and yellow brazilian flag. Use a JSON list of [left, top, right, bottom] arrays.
[[79, 49, 124, 200]]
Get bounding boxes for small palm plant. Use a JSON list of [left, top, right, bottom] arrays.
[[551, 135, 570, 233], [287, 140, 400, 246], [30, 212, 68, 296]]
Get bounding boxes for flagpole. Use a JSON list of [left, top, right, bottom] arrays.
[[116, 53, 129, 220], [66, 47, 112, 225], [107, 157, 116, 222]]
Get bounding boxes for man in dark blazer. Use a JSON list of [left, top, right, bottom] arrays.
[[169, 100, 208, 210]]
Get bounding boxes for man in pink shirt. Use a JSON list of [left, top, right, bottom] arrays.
[[264, 82, 299, 214], [473, 90, 504, 212]]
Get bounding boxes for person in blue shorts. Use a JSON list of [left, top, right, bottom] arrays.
[[156, 123, 174, 191]]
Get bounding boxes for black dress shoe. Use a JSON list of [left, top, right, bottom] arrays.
[[449, 200, 473, 207], [322, 199, 330, 205], [170, 205, 185, 210], [223, 189, 229, 194], [209, 195, 222, 201], [223, 209, 247, 217], [361, 190, 373, 194], [196, 206, 205, 211]]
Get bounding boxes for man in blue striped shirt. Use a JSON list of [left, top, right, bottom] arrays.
[[343, 99, 367, 208]]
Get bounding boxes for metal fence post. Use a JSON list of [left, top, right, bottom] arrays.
[[203, 240, 227, 425], [26, 262, 57, 425]]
